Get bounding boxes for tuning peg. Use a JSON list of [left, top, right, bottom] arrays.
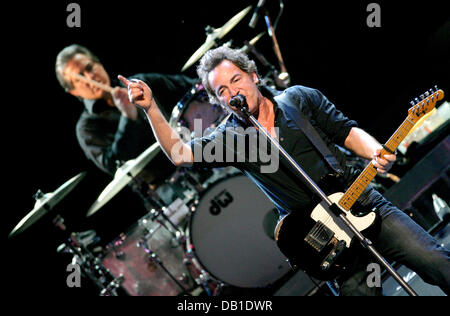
[[420, 94, 425, 100], [424, 91, 430, 97], [410, 101, 415, 106], [33, 189, 45, 201], [205, 25, 215, 35], [434, 85, 439, 91], [414, 97, 420, 103]]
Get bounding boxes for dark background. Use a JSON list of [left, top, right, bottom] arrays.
[[5, 0, 449, 297]]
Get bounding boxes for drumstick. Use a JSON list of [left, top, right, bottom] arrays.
[[68, 72, 114, 94]]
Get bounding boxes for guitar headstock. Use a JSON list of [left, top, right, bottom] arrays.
[[408, 86, 444, 121]]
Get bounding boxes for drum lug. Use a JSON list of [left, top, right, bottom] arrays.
[[114, 251, 125, 260], [183, 257, 192, 266], [183, 248, 194, 266], [137, 239, 161, 264], [178, 273, 191, 285], [175, 231, 186, 244], [195, 270, 212, 286], [99, 275, 124, 296]]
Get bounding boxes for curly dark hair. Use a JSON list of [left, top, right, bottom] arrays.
[[55, 44, 100, 91], [196, 46, 260, 105]]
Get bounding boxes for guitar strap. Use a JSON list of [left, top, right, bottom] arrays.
[[274, 94, 344, 176]]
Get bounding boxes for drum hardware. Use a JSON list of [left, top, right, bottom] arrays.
[[52, 214, 67, 232], [183, 169, 205, 193], [99, 275, 125, 296], [166, 167, 202, 199], [240, 39, 278, 90], [140, 213, 186, 248], [147, 208, 187, 247], [183, 248, 219, 296], [239, 31, 265, 54], [105, 233, 127, 253], [57, 230, 123, 296], [188, 199, 200, 213], [131, 172, 187, 243], [137, 238, 191, 295], [194, 269, 214, 296], [253, 0, 290, 88]]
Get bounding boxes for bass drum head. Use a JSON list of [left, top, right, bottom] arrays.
[[188, 174, 291, 288]]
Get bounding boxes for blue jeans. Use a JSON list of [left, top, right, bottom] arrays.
[[338, 187, 450, 296]]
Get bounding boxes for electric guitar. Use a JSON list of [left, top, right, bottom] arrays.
[[274, 87, 445, 280]]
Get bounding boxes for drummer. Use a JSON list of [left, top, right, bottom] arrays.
[[55, 44, 196, 184]]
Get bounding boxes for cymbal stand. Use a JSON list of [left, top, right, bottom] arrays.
[[243, 40, 277, 87], [261, 7, 290, 88], [235, 98, 418, 296]]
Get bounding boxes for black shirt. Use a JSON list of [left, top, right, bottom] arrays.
[[189, 85, 358, 215], [76, 73, 196, 176]]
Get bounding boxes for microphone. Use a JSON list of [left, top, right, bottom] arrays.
[[229, 94, 247, 108], [249, 0, 267, 28]]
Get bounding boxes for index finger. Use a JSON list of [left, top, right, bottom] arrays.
[[117, 75, 130, 86]]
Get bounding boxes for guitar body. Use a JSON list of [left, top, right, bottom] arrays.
[[274, 175, 377, 280]]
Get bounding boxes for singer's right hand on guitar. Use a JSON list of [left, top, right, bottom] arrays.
[[118, 75, 154, 111]]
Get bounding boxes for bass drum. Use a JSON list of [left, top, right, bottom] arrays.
[[186, 173, 292, 288]]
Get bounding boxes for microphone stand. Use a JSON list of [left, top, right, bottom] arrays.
[[235, 101, 418, 296]]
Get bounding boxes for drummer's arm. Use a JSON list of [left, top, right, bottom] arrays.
[[145, 104, 194, 167]]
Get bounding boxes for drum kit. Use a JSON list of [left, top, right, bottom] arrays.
[[10, 5, 294, 296]]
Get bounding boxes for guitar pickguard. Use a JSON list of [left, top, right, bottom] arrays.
[[310, 192, 376, 247]]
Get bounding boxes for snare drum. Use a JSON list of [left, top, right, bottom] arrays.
[[186, 173, 292, 288]]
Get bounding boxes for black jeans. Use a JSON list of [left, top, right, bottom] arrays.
[[338, 187, 450, 296]]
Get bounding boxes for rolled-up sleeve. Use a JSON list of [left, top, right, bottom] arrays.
[[300, 86, 358, 146]]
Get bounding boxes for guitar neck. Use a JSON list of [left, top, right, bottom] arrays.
[[338, 114, 416, 211]]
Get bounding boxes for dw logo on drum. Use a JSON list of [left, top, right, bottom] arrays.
[[209, 190, 234, 215]]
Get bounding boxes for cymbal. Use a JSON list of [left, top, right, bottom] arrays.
[[87, 142, 161, 217], [9, 171, 86, 238], [181, 5, 252, 72]]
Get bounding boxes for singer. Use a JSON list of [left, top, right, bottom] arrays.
[[119, 46, 449, 296]]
